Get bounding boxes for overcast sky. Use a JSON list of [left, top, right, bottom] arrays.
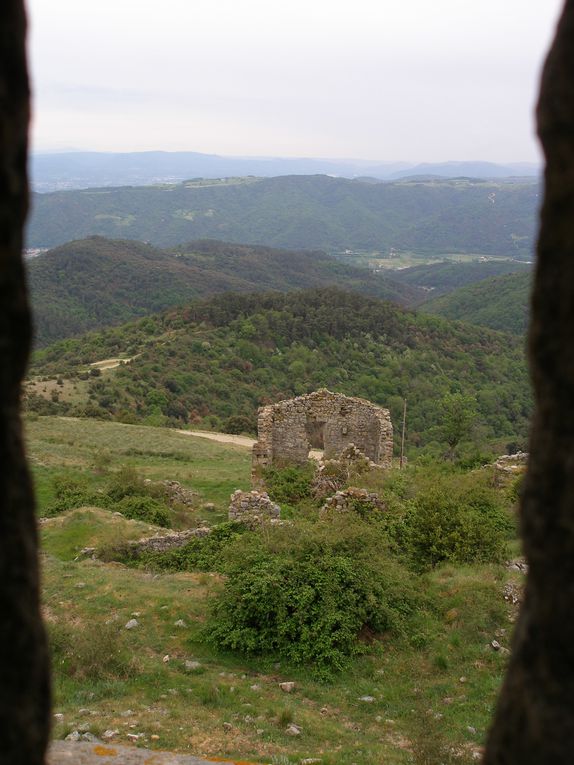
[[28, 0, 563, 162]]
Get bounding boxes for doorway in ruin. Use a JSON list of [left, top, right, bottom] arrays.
[[305, 418, 326, 450]]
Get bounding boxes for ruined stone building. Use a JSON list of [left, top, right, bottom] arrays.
[[252, 389, 393, 478]]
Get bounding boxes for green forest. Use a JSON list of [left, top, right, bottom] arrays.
[[28, 288, 531, 457], [28, 237, 419, 346], [27, 175, 538, 257]]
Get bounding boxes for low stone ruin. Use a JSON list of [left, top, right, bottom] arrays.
[[228, 490, 281, 525], [127, 527, 211, 556], [143, 479, 198, 507], [312, 443, 381, 499], [493, 452, 528, 487], [320, 487, 386, 517]]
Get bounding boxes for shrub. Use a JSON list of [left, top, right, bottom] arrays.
[[106, 466, 147, 501], [224, 414, 256, 435], [49, 620, 137, 681], [205, 518, 422, 677], [263, 463, 315, 504], [404, 486, 508, 569], [116, 495, 171, 527], [139, 522, 248, 571], [42, 474, 108, 517]]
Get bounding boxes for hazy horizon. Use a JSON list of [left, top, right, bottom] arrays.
[[29, 0, 562, 163]]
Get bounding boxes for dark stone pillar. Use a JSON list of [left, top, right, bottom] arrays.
[[0, 2, 51, 763], [485, 2, 574, 762]]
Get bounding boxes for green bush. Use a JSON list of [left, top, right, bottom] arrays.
[[205, 518, 422, 676], [404, 486, 508, 569], [263, 463, 315, 504], [139, 522, 248, 571], [116, 495, 171, 527], [106, 466, 148, 501], [42, 474, 108, 517]]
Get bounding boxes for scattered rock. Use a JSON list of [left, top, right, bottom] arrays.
[[300, 759, 322, 765], [279, 681, 295, 693], [250, 684, 261, 691], [64, 731, 81, 742], [185, 660, 201, 671], [491, 640, 501, 651], [120, 710, 134, 717], [286, 724, 302, 736], [101, 730, 118, 740], [358, 695, 375, 703], [162, 655, 170, 663], [174, 619, 186, 628], [467, 726, 477, 735], [81, 732, 98, 743], [125, 619, 139, 630], [459, 677, 467, 684], [223, 722, 232, 731], [53, 713, 64, 722]]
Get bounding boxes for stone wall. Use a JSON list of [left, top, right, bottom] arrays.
[[228, 490, 280, 524], [127, 527, 211, 556], [252, 389, 393, 481], [320, 487, 386, 517]]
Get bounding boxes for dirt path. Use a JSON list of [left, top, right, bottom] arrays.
[[89, 355, 140, 370], [176, 429, 323, 460], [176, 429, 256, 448]]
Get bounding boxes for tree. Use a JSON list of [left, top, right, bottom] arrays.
[[439, 392, 478, 458]]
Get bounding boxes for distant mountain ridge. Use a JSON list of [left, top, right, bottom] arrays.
[[31, 151, 540, 192], [27, 174, 539, 258]]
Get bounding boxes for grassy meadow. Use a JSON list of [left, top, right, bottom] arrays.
[[27, 415, 523, 765]]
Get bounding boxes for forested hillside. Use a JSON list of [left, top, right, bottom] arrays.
[[421, 271, 532, 334], [27, 237, 420, 346], [28, 289, 531, 454], [27, 175, 539, 258]]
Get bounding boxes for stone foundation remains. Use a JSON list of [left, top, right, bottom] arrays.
[[127, 527, 211, 556], [320, 487, 386, 517], [228, 490, 280, 524], [252, 389, 393, 482]]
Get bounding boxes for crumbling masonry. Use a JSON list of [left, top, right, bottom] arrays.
[[252, 389, 393, 480]]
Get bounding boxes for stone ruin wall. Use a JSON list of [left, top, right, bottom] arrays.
[[252, 389, 393, 481]]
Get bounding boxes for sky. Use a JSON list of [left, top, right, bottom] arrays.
[[28, 0, 564, 162]]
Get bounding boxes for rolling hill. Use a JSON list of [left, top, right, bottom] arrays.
[[27, 288, 531, 452], [27, 237, 421, 346], [390, 258, 531, 297], [27, 175, 539, 258], [420, 271, 532, 334]]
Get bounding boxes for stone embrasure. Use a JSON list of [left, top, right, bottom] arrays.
[[228, 490, 280, 524], [252, 389, 393, 483]]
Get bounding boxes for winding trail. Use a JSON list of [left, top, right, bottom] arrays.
[[176, 429, 323, 460]]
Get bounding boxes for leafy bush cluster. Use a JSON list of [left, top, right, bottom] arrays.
[[43, 467, 173, 527], [137, 522, 249, 571], [263, 463, 315, 504], [205, 519, 423, 677]]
